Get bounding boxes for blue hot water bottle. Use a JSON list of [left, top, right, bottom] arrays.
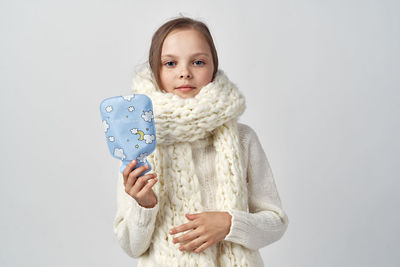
[[100, 94, 157, 174]]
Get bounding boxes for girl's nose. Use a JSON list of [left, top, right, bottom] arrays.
[[179, 68, 192, 79], [180, 73, 192, 79]]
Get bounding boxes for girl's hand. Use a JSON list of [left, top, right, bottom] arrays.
[[169, 212, 232, 253], [122, 160, 158, 208]]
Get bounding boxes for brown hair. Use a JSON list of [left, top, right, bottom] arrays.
[[148, 17, 219, 90]]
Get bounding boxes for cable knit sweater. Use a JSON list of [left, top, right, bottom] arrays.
[[113, 123, 289, 266]]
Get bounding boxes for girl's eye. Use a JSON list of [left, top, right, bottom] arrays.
[[164, 61, 176, 67], [193, 60, 205, 66]]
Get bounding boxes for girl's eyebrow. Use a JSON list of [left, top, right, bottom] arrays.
[[161, 52, 211, 58]]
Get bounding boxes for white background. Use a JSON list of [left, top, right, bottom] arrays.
[[1, 0, 399, 266]]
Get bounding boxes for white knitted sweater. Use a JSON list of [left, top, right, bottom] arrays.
[[113, 123, 289, 266]]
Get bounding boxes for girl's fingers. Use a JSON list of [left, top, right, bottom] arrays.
[[123, 160, 137, 186], [132, 173, 157, 194], [125, 165, 148, 190], [170, 221, 197, 235], [138, 174, 158, 194], [172, 225, 200, 244], [130, 164, 150, 179], [193, 241, 210, 253], [179, 233, 207, 252]]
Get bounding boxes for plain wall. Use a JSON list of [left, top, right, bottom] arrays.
[[1, 0, 399, 266]]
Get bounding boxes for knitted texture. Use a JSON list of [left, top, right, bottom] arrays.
[[131, 66, 258, 266]]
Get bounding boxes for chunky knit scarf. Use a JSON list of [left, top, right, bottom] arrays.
[[131, 66, 259, 266]]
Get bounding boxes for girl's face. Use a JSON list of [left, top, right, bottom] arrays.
[[159, 28, 215, 99]]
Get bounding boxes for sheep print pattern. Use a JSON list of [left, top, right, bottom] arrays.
[[131, 66, 259, 266]]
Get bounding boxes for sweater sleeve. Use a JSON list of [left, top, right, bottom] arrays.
[[223, 124, 289, 250], [113, 171, 159, 258]]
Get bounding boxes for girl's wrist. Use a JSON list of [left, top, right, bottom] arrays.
[[224, 211, 232, 236], [225, 212, 232, 226], [139, 202, 157, 209]]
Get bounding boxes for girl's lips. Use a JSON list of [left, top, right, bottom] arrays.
[[176, 87, 195, 92]]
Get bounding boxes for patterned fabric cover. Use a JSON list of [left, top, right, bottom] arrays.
[[100, 94, 156, 174]]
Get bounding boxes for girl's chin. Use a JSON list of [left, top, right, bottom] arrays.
[[176, 90, 200, 99]]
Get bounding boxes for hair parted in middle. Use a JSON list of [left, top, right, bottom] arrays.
[[148, 16, 219, 90]]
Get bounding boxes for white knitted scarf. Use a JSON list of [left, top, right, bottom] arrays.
[[131, 66, 259, 266]]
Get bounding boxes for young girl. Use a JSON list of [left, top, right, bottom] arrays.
[[113, 17, 289, 267]]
